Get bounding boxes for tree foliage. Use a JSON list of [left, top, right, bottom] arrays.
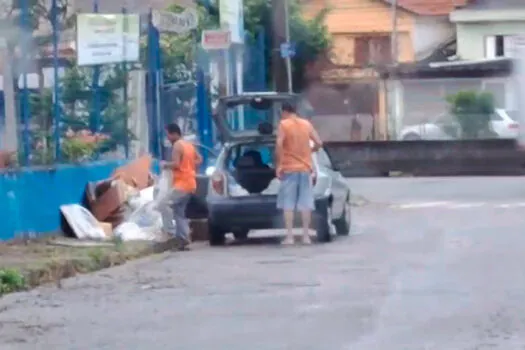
[[447, 91, 496, 139], [158, 0, 330, 91], [243, 0, 330, 91], [27, 64, 132, 164]]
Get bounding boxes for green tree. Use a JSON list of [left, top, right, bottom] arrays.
[[156, 0, 330, 91], [244, 0, 331, 91], [29, 64, 133, 164], [447, 91, 496, 139]]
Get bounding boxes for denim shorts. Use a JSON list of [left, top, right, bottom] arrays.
[[276, 171, 315, 211]]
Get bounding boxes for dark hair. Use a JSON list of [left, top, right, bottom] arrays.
[[281, 101, 296, 114], [166, 123, 181, 135]]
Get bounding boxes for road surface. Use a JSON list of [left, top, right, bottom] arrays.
[[1, 177, 525, 350]]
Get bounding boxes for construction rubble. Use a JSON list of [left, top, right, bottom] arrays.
[[60, 155, 171, 242]]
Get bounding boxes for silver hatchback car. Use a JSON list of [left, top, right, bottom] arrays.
[[200, 92, 351, 245]]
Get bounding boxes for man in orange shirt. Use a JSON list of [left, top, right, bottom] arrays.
[[160, 123, 202, 250], [276, 102, 323, 245]]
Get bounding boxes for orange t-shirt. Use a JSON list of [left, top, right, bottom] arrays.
[[277, 115, 313, 173], [172, 140, 197, 193]]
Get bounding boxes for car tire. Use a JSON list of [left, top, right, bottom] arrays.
[[208, 221, 226, 246], [333, 202, 350, 236], [232, 229, 249, 240], [315, 200, 332, 243]]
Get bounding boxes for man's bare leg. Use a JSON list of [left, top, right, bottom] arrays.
[[300, 210, 312, 244], [282, 210, 295, 244]]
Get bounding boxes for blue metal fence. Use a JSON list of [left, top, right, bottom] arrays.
[[0, 1, 268, 240]]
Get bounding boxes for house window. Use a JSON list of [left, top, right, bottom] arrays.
[[485, 35, 515, 58], [354, 36, 392, 66]]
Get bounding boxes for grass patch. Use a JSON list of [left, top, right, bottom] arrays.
[[0, 268, 26, 295], [0, 237, 176, 295]]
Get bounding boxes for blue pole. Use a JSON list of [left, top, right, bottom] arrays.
[[122, 7, 129, 158], [258, 28, 266, 91], [147, 10, 158, 158], [20, 0, 30, 165], [90, 0, 100, 133], [51, 0, 61, 161], [196, 69, 211, 169]]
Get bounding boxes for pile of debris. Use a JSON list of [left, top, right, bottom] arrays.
[[60, 155, 169, 242]]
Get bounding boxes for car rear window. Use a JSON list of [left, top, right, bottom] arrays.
[[490, 113, 503, 121]]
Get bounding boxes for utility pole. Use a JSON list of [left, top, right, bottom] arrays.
[[390, 0, 399, 139], [390, 0, 398, 66], [284, 0, 292, 93], [271, 0, 288, 92]]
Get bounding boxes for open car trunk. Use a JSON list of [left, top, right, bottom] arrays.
[[228, 166, 280, 196]]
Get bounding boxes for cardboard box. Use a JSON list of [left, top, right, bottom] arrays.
[[90, 180, 130, 225], [98, 221, 113, 238], [112, 155, 153, 190]]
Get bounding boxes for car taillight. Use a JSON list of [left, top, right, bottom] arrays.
[[211, 171, 225, 195], [509, 123, 519, 129]]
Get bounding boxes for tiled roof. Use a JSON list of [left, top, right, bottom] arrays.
[[383, 0, 470, 16]]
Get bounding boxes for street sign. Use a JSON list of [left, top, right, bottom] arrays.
[[280, 42, 296, 58], [201, 29, 231, 50], [151, 9, 198, 33]]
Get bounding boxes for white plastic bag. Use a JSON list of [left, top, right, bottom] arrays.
[[115, 200, 162, 241], [154, 169, 173, 203]]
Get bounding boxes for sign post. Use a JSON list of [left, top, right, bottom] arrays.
[[219, 0, 245, 130]]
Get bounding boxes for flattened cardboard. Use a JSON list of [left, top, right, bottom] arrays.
[[112, 155, 153, 190]]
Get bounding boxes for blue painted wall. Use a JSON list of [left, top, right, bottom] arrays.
[[0, 160, 128, 241]]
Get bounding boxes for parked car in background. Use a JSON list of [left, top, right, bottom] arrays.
[[399, 109, 519, 140]]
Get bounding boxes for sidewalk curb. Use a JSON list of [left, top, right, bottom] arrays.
[[1, 238, 177, 295]]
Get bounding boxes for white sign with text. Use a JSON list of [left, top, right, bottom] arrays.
[[76, 14, 140, 66]]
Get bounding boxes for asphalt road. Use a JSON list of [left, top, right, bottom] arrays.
[[2, 177, 525, 350]]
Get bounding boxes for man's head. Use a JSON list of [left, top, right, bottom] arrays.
[[166, 123, 182, 143], [281, 101, 296, 119]]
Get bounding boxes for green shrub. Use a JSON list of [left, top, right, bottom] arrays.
[[447, 91, 496, 139], [0, 268, 26, 295]]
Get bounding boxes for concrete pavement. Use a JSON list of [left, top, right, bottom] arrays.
[[1, 177, 525, 349]]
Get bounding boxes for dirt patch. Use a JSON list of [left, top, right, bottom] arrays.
[[0, 237, 177, 292]]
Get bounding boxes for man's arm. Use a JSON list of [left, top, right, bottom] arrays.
[[275, 122, 286, 178], [162, 142, 182, 169], [275, 123, 285, 167], [194, 149, 203, 166], [309, 122, 323, 152]]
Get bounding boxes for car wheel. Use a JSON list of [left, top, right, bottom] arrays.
[[232, 229, 249, 240], [208, 221, 226, 246], [403, 133, 421, 141], [315, 199, 332, 243], [333, 202, 350, 236]]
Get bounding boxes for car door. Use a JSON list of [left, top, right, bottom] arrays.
[[316, 148, 349, 219]]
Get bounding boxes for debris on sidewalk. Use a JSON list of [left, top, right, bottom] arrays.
[[60, 155, 171, 242]]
